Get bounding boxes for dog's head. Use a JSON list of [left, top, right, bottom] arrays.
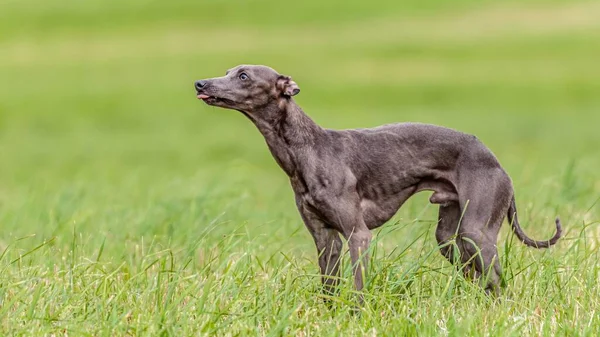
[[194, 65, 300, 113]]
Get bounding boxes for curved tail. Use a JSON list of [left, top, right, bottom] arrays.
[[507, 196, 562, 248]]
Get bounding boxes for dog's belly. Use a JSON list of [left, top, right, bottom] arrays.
[[359, 179, 458, 229], [360, 186, 417, 229]]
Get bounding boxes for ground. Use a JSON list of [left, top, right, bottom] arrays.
[[0, 0, 599, 335]]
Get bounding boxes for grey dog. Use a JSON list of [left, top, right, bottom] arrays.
[[194, 64, 562, 297]]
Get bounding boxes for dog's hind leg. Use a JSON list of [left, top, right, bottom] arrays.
[[456, 170, 512, 295], [457, 227, 504, 295], [435, 203, 461, 265]]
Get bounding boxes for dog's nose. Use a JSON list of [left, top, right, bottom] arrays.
[[195, 80, 207, 90]]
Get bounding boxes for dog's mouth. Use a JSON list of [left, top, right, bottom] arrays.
[[197, 93, 217, 103], [196, 93, 234, 106]]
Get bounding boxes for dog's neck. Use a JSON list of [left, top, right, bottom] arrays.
[[244, 99, 324, 176]]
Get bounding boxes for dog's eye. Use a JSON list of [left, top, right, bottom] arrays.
[[239, 73, 249, 80]]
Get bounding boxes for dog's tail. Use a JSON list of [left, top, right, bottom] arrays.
[[507, 196, 562, 248]]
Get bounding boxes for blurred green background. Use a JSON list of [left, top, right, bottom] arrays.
[[1, 0, 598, 241], [0, 0, 599, 334]]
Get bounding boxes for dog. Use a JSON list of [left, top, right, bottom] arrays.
[[194, 64, 562, 298]]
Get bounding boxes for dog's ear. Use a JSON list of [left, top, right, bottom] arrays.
[[276, 75, 300, 97]]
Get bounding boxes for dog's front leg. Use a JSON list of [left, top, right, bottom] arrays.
[[310, 191, 372, 303], [343, 226, 372, 296], [297, 205, 343, 297], [313, 227, 343, 297]]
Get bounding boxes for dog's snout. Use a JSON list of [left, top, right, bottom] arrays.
[[195, 80, 207, 91]]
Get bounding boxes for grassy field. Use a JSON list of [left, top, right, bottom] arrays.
[[1, 0, 600, 335]]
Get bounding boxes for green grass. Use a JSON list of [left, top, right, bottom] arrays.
[[1, 0, 599, 335]]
